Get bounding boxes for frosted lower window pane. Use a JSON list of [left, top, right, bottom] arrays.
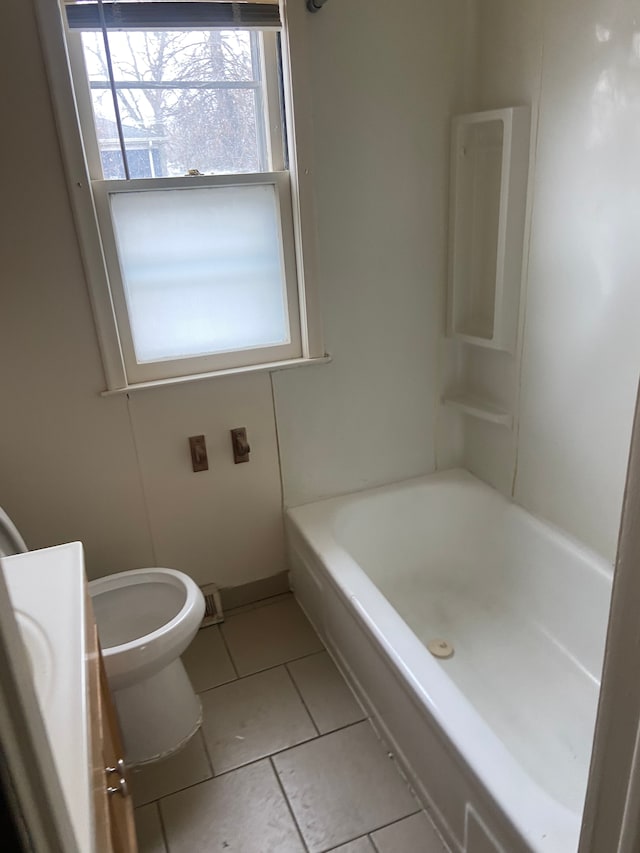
[[109, 185, 290, 362]]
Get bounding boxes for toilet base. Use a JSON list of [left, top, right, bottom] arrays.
[[113, 658, 202, 766]]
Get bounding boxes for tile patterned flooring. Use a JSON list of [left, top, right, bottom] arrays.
[[132, 594, 448, 853]]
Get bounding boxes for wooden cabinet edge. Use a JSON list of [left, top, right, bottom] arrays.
[[85, 583, 137, 853]]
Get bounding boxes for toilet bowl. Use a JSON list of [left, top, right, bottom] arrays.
[[89, 568, 205, 766]]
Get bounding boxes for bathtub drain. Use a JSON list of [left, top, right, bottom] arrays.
[[428, 639, 454, 659]]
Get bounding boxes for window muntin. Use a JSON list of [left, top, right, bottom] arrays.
[[62, 4, 301, 382]]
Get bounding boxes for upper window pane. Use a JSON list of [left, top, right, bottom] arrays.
[[81, 30, 268, 177]]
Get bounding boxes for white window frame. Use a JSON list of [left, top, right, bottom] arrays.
[[33, 1, 325, 392], [93, 172, 302, 382]]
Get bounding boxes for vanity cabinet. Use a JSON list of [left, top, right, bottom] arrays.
[[86, 591, 137, 853]]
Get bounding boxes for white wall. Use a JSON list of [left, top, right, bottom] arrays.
[[0, 0, 468, 584], [0, 0, 153, 578], [125, 375, 286, 587], [0, 0, 285, 585], [463, 0, 640, 561], [273, 0, 470, 506]]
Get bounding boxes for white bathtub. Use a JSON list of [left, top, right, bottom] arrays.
[[286, 469, 612, 853]]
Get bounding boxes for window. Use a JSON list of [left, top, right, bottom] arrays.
[[40, 1, 321, 389]]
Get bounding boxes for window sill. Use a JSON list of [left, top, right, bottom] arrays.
[[100, 354, 332, 396]]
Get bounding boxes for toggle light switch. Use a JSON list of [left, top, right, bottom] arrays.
[[230, 427, 251, 464], [189, 435, 208, 472]]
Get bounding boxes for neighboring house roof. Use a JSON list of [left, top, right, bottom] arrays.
[[95, 115, 166, 145]]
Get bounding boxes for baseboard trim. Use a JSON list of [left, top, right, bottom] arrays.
[[219, 571, 290, 612]]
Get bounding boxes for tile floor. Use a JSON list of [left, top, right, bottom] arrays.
[[131, 594, 448, 853]]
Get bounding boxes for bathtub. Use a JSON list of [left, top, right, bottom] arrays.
[[286, 469, 612, 853]]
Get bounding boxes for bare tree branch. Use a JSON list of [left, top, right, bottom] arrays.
[[83, 29, 262, 176]]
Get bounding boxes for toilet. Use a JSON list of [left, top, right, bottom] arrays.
[[0, 507, 205, 766], [89, 568, 205, 765]]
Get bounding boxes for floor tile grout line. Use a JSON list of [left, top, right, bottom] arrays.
[[217, 622, 240, 679], [140, 774, 215, 811], [236, 717, 370, 770], [285, 660, 321, 737], [195, 647, 328, 698], [322, 832, 373, 853], [137, 751, 280, 810], [211, 728, 320, 779], [131, 731, 213, 810], [147, 782, 423, 853], [145, 760, 308, 853], [224, 590, 294, 619], [154, 798, 171, 853], [193, 673, 237, 694], [269, 755, 311, 853], [226, 645, 326, 681], [323, 833, 376, 853], [138, 743, 426, 853], [318, 808, 423, 853], [148, 756, 314, 853], [239, 644, 326, 675], [134, 774, 209, 811], [135, 711, 411, 813], [198, 726, 216, 778], [136, 735, 318, 809], [204, 718, 371, 785], [365, 809, 424, 841], [135, 717, 373, 809]]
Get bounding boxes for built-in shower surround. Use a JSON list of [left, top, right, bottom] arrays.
[[457, 0, 640, 561], [276, 0, 640, 564]]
